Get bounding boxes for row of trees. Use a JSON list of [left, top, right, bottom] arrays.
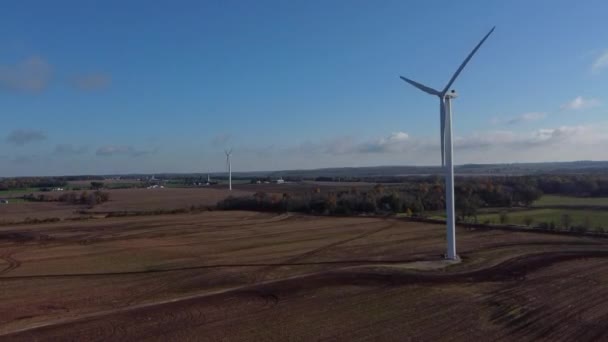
[[536, 175, 608, 197], [0, 176, 109, 191], [309, 174, 608, 198], [23, 191, 110, 206], [217, 178, 543, 219]]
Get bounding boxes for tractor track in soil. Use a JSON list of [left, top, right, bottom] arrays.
[[2, 249, 608, 339], [0, 248, 24, 275]]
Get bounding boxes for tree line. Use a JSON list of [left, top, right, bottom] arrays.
[[0, 176, 107, 191], [217, 176, 544, 220], [23, 191, 110, 206]]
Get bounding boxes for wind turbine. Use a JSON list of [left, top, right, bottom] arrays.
[[400, 27, 495, 260], [225, 149, 233, 191]]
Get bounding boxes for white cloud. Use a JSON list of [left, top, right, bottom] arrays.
[[0, 56, 52, 92], [282, 124, 608, 163], [455, 125, 602, 150], [455, 130, 517, 149], [592, 50, 608, 73], [288, 123, 608, 162], [561, 96, 600, 110], [356, 132, 413, 153]]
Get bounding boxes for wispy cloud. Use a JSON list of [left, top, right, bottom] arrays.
[[6, 129, 47, 146], [69, 72, 111, 91], [491, 112, 547, 125], [12, 155, 37, 164], [455, 125, 600, 150], [0, 56, 52, 92], [211, 133, 231, 147], [96, 145, 158, 157], [505, 112, 546, 125], [592, 50, 608, 73], [283, 123, 608, 160], [54, 144, 88, 156], [560, 96, 601, 110], [356, 132, 411, 153]]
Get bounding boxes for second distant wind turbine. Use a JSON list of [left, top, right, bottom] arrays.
[[400, 26, 495, 260], [225, 149, 233, 191]]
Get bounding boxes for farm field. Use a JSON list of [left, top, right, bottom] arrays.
[[0, 188, 41, 198], [0, 187, 251, 223], [477, 208, 608, 230], [1, 211, 608, 341], [0, 202, 85, 223], [89, 187, 251, 213], [533, 195, 608, 207]]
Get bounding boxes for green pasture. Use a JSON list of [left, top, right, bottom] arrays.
[[533, 195, 608, 207], [477, 208, 608, 230]]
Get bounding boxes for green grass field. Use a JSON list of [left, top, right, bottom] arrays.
[[0, 188, 40, 197], [103, 182, 142, 189], [533, 195, 608, 207], [2, 198, 26, 203], [477, 208, 608, 230]]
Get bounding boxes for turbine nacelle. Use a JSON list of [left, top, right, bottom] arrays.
[[445, 90, 458, 99]]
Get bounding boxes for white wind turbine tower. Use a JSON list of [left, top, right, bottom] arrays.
[[225, 149, 233, 191], [400, 27, 495, 260]]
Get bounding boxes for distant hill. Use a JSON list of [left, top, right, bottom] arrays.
[[29, 160, 606, 180], [136, 160, 608, 179]]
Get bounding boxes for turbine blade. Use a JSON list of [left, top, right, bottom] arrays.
[[442, 26, 495, 94], [399, 76, 441, 96], [440, 99, 446, 167]]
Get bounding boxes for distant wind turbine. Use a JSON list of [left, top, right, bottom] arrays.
[[225, 149, 233, 191], [400, 27, 495, 260]]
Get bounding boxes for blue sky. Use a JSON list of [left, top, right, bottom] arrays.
[[1, 0, 608, 176]]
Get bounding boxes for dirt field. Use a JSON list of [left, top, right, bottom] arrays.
[[0, 181, 378, 223], [1, 211, 608, 341], [0, 188, 251, 223], [0, 201, 84, 223], [91, 187, 251, 212]]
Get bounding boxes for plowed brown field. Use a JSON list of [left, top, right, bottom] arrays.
[[1, 211, 607, 341], [0, 187, 250, 223]]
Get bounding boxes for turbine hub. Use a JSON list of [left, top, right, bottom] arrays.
[[445, 90, 458, 99]]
